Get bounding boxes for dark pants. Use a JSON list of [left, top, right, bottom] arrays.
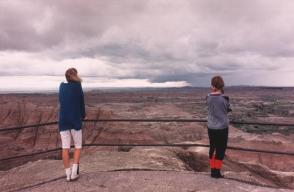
[[208, 128, 228, 160]]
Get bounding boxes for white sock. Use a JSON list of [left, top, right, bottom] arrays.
[[65, 168, 71, 181], [71, 164, 79, 180]]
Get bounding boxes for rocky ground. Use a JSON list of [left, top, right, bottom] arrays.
[[1, 149, 293, 192], [0, 87, 294, 191]]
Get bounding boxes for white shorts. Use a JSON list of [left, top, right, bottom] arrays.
[[60, 129, 83, 149]]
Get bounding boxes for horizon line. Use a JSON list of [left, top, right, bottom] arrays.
[[0, 85, 294, 94]]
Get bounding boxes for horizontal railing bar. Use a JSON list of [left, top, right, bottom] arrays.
[[85, 119, 294, 127], [1, 143, 293, 162], [1, 118, 294, 132], [0, 148, 62, 161], [230, 121, 294, 126], [84, 119, 207, 122], [0, 122, 58, 132]]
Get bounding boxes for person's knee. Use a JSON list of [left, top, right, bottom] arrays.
[[74, 141, 82, 149], [74, 147, 82, 150], [62, 149, 70, 154]]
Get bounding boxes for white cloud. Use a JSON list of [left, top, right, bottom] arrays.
[[0, 76, 190, 92]]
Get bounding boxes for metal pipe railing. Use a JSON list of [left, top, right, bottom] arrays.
[[1, 142, 294, 162], [0, 118, 293, 162], [1, 118, 294, 132]]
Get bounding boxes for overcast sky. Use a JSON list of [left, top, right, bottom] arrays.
[[1, 0, 294, 91]]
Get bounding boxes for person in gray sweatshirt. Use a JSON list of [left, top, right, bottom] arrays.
[[206, 75, 231, 178]]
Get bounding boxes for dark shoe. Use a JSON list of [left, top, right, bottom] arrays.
[[210, 168, 217, 177], [77, 164, 79, 175], [213, 169, 224, 178]]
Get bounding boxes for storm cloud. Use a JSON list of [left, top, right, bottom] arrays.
[[1, 0, 294, 90]]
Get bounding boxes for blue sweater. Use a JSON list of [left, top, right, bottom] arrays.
[[58, 82, 85, 132]]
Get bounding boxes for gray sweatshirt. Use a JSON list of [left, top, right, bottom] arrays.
[[207, 93, 231, 130]]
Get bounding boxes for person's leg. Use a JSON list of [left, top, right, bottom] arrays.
[[214, 128, 229, 178], [62, 149, 70, 168], [72, 148, 80, 176], [71, 129, 83, 180], [72, 129, 82, 163], [208, 129, 216, 158], [60, 130, 72, 181], [208, 128, 217, 177], [73, 148, 81, 164]]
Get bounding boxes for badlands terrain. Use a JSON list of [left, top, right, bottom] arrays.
[[0, 87, 293, 191]]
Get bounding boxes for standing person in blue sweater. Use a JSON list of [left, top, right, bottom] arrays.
[[59, 68, 86, 181], [207, 76, 231, 178]]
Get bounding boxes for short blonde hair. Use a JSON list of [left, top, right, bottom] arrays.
[[65, 68, 82, 82], [211, 76, 224, 91]]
